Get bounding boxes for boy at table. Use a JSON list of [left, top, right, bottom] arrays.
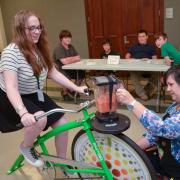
[[155, 32, 180, 66], [125, 29, 157, 101], [98, 39, 121, 76], [100, 39, 120, 59], [53, 30, 85, 100]]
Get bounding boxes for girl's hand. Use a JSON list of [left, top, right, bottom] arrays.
[[76, 86, 88, 94], [116, 88, 135, 105], [21, 113, 36, 127]]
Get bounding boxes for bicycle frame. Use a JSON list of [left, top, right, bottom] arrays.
[[7, 107, 113, 179]]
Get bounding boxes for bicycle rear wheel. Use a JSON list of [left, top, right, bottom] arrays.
[[72, 130, 156, 180]]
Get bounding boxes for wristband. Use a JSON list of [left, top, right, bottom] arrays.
[[20, 112, 28, 118]]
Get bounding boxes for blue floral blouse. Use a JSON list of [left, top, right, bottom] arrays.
[[140, 102, 180, 163]]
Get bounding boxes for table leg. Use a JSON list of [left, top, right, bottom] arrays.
[[156, 72, 160, 112], [74, 70, 79, 104]]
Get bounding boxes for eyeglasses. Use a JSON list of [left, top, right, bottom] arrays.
[[25, 25, 43, 33]]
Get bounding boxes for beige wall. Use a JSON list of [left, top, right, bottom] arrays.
[[164, 0, 180, 49], [0, 0, 89, 57], [0, 0, 180, 57], [0, 5, 7, 51]]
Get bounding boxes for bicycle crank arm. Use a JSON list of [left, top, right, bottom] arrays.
[[42, 154, 99, 169]]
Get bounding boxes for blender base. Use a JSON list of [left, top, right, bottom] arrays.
[[91, 113, 130, 134]]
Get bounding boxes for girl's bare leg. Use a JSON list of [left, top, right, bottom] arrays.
[[22, 111, 47, 147], [51, 117, 68, 158]]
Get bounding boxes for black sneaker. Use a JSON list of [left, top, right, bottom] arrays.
[[20, 145, 44, 167]]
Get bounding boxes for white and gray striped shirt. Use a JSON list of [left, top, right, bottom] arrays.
[[0, 43, 48, 94]]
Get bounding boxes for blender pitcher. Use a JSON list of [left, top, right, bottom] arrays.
[[92, 75, 119, 123], [91, 75, 130, 134]]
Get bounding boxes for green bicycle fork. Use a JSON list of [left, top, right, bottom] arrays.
[[7, 108, 113, 179]]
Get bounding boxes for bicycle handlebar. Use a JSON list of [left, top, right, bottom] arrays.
[[16, 99, 95, 128], [35, 99, 95, 120]]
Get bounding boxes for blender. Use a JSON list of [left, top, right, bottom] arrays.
[[91, 75, 130, 134]]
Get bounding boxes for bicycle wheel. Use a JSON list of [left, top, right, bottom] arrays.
[[72, 130, 156, 180]]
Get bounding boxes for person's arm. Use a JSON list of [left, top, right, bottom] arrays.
[[48, 66, 86, 93], [100, 51, 104, 59], [164, 56, 173, 66], [125, 46, 134, 59], [116, 88, 145, 118], [116, 88, 180, 139], [53, 45, 80, 65], [128, 99, 146, 118], [125, 52, 131, 59], [136, 137, 151, 150], [139, 108, 180, 139], [161, 43, 173, 65], [152, 55, 157, 59], [3, 71, 36, 126], [60, 55, 80, 65], [151, 45, 157, 59], [3, 71, 27, 116]]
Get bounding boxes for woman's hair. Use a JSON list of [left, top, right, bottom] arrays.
[[164, 65, 180, 85], [12, 10, 53, 75], [59, 30, 72, 41]]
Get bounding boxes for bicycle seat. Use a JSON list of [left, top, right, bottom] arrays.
[[0, 112, 22, 133]]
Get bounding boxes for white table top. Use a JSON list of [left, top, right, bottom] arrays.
[[62, 59, 170, 72]]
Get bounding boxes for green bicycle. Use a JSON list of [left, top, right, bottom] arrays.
[[7, 99, 156, 179]]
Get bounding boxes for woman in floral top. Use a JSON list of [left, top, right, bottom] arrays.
[[116, 65, 180, 179]]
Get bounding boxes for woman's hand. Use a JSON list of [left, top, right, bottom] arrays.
[[21, 113, 36, 127], [76, 85, 88, 94], [116, 88, 135, 105]]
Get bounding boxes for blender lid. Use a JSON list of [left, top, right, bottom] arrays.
[[92, 75, 120, 86]]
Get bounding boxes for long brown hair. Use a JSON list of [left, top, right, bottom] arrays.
[[12, 10, 53, 75]]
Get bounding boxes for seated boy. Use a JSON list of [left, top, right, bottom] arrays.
[[125, 29, 157, 101], [98, 39, 121, 76], [100, 39, 120, 59], [53, 30, 85, 100], [155, 32, 180, 66]]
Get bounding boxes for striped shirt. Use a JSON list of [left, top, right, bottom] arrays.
[[0, 43, 48, 94]]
